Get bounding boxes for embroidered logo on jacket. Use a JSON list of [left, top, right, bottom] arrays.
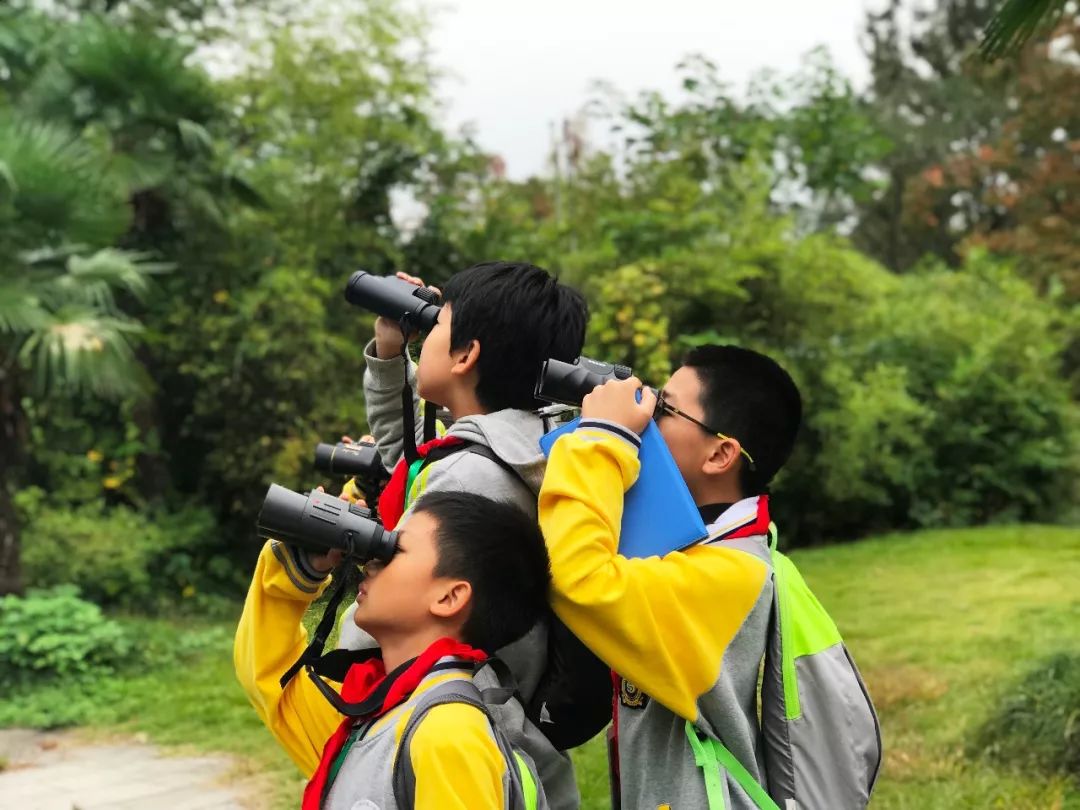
[[619, 679, 649, 709]]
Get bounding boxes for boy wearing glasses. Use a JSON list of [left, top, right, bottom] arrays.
[[538, 345, 803, 810]]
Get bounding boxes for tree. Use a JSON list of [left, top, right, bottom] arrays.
[[0, 118, 165, 594]]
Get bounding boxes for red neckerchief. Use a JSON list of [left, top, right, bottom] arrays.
[[724, 495, 771, 540], [377, 436, 464, 529], [302, 637, 487, 810]]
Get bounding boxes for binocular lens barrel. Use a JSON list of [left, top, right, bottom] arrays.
[[535, 357, 634, 406], [344, 271, 441, 333], [256, 484, 398, 564], [313, 441, 387, 480]]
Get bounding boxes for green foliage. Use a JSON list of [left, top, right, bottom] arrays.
[[585, 264, 672, 383], [158, 266, 366, 521], [972, 650, 1080, 779], [0, 586, 132, 686], [17, 493, 239, 609]]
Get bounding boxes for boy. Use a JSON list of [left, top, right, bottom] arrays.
[[339, 262, 604, 807], [234, 491, 552, 809], [538, 345, 803, 810]]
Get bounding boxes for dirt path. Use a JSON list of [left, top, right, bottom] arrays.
[[0, 729, 253, 810]]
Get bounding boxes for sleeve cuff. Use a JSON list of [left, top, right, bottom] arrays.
[[576, 419, 643, 451], [362, 338, 414, 390], [270, 540, 330, 593]]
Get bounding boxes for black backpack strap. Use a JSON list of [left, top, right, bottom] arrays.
[[392, 680, 529, 810], [459, 443, 533, 496]]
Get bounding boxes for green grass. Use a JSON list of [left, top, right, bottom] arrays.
[[4, 524, 1079, 808], [790, 523, 1080, 809]]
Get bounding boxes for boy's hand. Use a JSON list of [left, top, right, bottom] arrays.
[[373, 272, 441, 359], [306, 486, 363, 574], [581, 376, 657, 436]]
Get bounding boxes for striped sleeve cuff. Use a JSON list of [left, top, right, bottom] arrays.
[[576, 419, 643, 451], [270, 540, 329, 594]]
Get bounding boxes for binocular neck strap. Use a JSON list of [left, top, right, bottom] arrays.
[[280, 564, 356, 689]]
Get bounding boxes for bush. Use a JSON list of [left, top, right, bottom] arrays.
[[0, 587, 132, 687], [971, 651, 1080, 779], [18, 494, 241, 610]]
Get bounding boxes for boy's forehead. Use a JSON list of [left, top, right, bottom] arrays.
[[664, 366, 703, 403]]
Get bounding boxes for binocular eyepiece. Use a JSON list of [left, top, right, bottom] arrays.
[[344, 271, 441, 333], [313, 440, 388, 482], [256, 484, 398, 564], [535, 356, 634, 407]]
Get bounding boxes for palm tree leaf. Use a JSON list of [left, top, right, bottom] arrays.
[[0, 274, 49, 334], [0, 116, 130, 248], [17, 308, 146, 400], [981, 0, 1069, 59]]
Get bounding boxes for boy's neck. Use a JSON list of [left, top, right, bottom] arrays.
[[443, 388, 488, 421], [377, 628, 461, 673], [692, 478, 744, 509]]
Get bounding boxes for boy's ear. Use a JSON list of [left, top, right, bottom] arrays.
[[702, 438, 743, 478], [430, 579, 472, 621], [450, 339, 480, 377]]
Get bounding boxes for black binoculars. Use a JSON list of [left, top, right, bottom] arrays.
[[344, 271, 441, 332], [256, 484, 398, 564], [535, 356, 634, 407]]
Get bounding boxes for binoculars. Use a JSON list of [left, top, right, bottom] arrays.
[[256, 484, 398, 564], [344, 271, 441, 332], [535, 356, 634, 406]]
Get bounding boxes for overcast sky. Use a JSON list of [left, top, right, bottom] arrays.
[[426, 0, 877, 178]]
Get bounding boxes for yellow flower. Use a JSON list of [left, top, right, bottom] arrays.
[[213, 289, 230, 304], [182, 585, 196, 598], [102, 476, 123, 490], [86, 450, 104, 463]]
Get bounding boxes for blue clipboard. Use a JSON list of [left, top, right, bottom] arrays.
[[540, 419, 707, 558]]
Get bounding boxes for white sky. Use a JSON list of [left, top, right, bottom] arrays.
[[427, 0, 876, 178]]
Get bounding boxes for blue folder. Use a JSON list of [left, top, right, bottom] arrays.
[[540, 419, 707, 558]]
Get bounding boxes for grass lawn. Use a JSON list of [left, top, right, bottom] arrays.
[[3, 523, 1079, 808]]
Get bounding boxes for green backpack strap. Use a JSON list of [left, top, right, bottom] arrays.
[[512, 751, 539, 810], [684, 722, 780, 810]]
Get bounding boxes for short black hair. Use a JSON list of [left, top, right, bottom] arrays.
[[441, 261, 588, 411], [682, 345, 802, 496], [412, 491, 551, 653]]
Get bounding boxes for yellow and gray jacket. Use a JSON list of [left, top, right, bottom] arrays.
[[538, 421, 775, 809], [539, 421, 880, 809], [234, 540, 544, 809]]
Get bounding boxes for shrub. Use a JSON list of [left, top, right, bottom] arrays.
[[19, 495, 241, 610], [0, 587, 132, 687], [971, 651, 1080, 779]]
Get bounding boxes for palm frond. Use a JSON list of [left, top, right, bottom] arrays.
[[17, 308, 146, 400], [0, 274, 49, 334], [0, 116, 130, 248], [981, 0, 1069, 59]]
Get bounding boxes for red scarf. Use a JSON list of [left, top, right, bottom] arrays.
[[302, 637, 487, 810], [377, 436, 465, 529]]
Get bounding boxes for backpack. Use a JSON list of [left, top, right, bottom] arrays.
[[686, 524, 881, 810], [392, 679, 548, 810]]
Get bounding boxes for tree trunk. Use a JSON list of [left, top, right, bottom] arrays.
[[0, 362, 26, 595]]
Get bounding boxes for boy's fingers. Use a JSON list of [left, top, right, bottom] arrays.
[[341, 435, 353, 444], [637, 385, 658, 414], [396, 272, 425, 287], [359, 434, 375, 443]]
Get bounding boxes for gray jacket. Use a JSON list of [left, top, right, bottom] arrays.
[[338, 340, 579, 810]]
